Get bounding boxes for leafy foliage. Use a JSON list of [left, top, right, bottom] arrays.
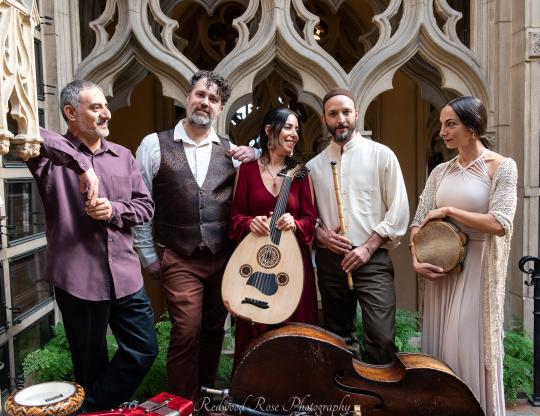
[[22, 318, 235, 400], [356, 308, 421, 355], [22, 324, 73, 383], [503, 320, 533, 402], [218, 326, 235, 383], [22, 314, 533, 403], [394, 309, 421, 352]]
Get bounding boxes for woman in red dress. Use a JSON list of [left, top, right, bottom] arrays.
[[229, 108, 318, 368]]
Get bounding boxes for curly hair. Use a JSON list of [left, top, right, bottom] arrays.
[[189, 70, 232, 104]]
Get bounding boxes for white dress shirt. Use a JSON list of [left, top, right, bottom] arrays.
[[133, 120, 244, 267], [306, 134, 409, 249]]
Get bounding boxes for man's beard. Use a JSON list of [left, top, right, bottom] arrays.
[[95, 121, 109, 139], [329, 122, 355, 142], [188, 110, 212, 128]]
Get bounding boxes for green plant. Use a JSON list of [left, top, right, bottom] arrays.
[[356, 308, 421, 355], [218, 326, 234, 383], [22, 323, 73, 383], [394, 309, 421, 352], [23, 323, 118, 384], [22, 317, 236, 400], [503, 319, 533, 402]]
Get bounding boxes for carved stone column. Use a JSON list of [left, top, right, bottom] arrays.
[[0, 0, 42, 161]]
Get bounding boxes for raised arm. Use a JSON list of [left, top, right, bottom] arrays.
[[29, 128, 99, 205]]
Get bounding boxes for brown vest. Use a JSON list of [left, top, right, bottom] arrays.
[[153, 129, 236, 255]]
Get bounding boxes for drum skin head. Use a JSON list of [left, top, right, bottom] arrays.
[[5, 381, 84, 416], [413, 220, 468, 273]]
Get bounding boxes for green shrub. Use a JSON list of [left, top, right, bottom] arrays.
[[356, 308, 421, 355], [503, 320, 533, 402], [23, 314, 534, 403], [22, 324, 118, 384], [22, 323, 73, 383], [22, 318, 235, 399], [218, 326, 234, 383]]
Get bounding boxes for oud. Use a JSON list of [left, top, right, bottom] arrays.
[[222, 165, 306, 325]]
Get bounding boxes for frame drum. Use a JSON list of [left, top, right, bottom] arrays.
[[5, 381, 84, 416], [413, 219, 468, 273]]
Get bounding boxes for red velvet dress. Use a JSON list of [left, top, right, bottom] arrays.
[[229, 161, 318, 368]]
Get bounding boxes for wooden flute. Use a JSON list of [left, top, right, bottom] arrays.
[[330, 161, 353, 290]]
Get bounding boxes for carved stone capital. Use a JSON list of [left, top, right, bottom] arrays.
[[0, 130, 14, 156], [529, 30, 540, 59], [0, 0, 42, 159], [11, 134, 43, 161]]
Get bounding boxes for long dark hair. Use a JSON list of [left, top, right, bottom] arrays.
[[259, 108, 301, 166], [445, 96, 491, 148]]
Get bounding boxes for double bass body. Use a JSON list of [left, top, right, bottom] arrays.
[[230, 324, 484, 416]]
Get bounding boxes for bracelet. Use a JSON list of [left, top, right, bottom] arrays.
[[362, 244, 372, 255]]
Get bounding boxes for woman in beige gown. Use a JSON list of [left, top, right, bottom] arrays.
[[410, 96, 517, 416]]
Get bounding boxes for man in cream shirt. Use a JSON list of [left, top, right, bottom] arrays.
[[307, 88, 409, 365]]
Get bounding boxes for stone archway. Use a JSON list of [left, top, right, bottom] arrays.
[[73, 0, 493, 312]]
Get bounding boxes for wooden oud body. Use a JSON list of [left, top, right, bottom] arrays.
[[222, 230, 303, 324]]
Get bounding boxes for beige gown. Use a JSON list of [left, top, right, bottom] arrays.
[[421, 152, 505, 416]]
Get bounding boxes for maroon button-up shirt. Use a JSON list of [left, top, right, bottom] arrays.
[[27, 128, 154, 301]]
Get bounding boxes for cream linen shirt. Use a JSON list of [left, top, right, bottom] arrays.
[[306, 134, 409, 248]]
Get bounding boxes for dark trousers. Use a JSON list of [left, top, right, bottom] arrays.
[[316, 247, 397, 365], [160, 247, 230, 403], [55, 287, 158, 412]]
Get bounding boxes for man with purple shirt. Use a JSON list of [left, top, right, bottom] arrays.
[[28, 80, 158, 412]]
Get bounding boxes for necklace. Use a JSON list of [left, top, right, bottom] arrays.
[[262, 160, 285, 189]]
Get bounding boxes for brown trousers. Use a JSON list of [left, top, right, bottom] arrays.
[[160, 246, 230, 402]]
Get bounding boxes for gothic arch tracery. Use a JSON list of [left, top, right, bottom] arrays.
[[349, 0, 490, 129], [74, 0, 490, 136], [75, 0, 197, 105]]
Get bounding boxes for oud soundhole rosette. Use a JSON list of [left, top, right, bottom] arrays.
[[257, 244, 281, 268], [240, 264, 252, 277], [276, 273, 289, 286]]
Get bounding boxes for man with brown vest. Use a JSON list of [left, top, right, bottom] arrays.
[[133, 71, 257, 403]]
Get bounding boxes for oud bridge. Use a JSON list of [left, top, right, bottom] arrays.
[[238, 257, 290, 309]]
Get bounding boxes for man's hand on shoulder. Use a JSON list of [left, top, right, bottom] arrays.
[[80, 167, 100, 207], [85, 197, 112, 221], [145, 260, 162, 280], [228, 146, 257, 163]]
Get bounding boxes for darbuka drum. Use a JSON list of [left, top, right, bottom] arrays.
[[413, 219, 468, 273], [5, 381, 84, 416]]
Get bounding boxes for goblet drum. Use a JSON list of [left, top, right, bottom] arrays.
[[5, 381, 84, 416]]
